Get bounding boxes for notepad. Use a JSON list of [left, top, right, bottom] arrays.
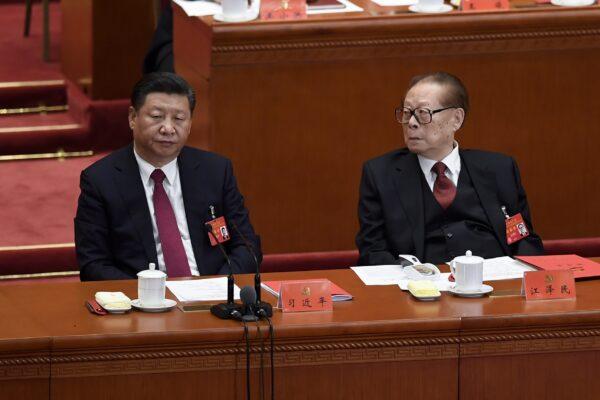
[[516, 254, 600, 279]]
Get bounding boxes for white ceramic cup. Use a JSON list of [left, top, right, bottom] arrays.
[[450, 250, 484, 292], [137, 264, 166, 307], [222, 0, 249, 19], [417, 0, 443, 10]]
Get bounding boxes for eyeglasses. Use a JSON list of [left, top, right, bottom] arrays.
[[395, 106, 456, 125]]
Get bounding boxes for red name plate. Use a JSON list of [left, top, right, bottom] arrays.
[[524, 270, 576, 300], [261, 0, 307, 20], [280, 279, 332, 313], [461, 0, 509, 11]]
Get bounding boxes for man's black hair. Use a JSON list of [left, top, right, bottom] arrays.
[[131, 72, 196, 112]]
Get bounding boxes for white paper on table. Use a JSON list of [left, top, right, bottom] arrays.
[[166, 277, 241, 302], [173, 0, 222, 16], [174, 0, 361, 17], [370, 0, 417, 6], [398, 273, 454, 291], [482, 256, 536, 281], [445, 256, 536, 282], [307, 0, 363, 14], [351, 265, 409, 285]]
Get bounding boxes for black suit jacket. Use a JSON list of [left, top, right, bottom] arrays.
[[75, 145, 261, 281], [356, 148, 544, 265]]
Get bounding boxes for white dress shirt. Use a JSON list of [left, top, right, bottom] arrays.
[[134, 150, 199, 276], [417, 142, 461, 192]]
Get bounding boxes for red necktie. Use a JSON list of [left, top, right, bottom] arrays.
[[432, 162, 457, 210], [150, 169, 191, 277]]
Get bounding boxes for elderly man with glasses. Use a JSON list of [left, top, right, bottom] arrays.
[[355, 72, 544, 266]]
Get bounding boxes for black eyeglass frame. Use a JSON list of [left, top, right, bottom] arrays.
[[395, 106, 457, 125]]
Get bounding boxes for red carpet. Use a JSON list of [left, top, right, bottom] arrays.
[[0, 2, 140, 276], [0, 152, 105, 276], [0, 3, 62, 81], [0, 2, 131, 156], [0, 153, 105, 248]]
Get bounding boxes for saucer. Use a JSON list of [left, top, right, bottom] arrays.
[[551, 0, 594, 6], [131, 299, 177, 313], [449, 284, 493, 298], [213, 12, 258, 22], [103, 305, 131, 314], [411, 293, 441, 301], [408, 3, 453, 12]]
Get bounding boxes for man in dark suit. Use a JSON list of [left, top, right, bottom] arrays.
[[356, 72, 543, 265], [75, 72, 260, 281]]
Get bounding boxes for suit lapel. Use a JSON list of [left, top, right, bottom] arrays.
[[177, 148, 207, 271], [461, 151, 510, 255], [392, 152, 425, 260], [113, 145, 158, 264]]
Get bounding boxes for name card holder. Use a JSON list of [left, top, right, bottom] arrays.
[[261, 0, 307, 20], [280, 279, 333, 313], [461, 0, 509, 11], [524, 270, 576, 300]]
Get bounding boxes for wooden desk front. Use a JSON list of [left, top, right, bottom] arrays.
[[174, 4, 600, 253], [3, 268, 600, 399]]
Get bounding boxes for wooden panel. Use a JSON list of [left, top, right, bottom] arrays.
[[90, 0, 155, 99], [461, 350, 600, 399], [61, 0, 92, 93], [174, 4, 600, 253], [50, 356, 457, 399], [0, 292, 51, 400], [61, 0, 155, 99]]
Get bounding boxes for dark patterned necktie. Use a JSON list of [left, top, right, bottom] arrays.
[[432, 162, 457, 210], [150, 169, 191, 277]]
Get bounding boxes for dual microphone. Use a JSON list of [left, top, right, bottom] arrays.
[[205, 218, 276, 400], [204, 221, 272, 320]]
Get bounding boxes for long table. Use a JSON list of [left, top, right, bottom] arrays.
[[3, 266, 600, 399], [173, 2, 600, 254]]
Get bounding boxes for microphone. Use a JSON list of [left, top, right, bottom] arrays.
[[205, 223, 242, 319], [240, 286, 258, 322], [230, 221, 273, 318]]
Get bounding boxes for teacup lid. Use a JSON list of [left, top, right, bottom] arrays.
[[453, 250, 484, 264], [137, 263, 166, 279]]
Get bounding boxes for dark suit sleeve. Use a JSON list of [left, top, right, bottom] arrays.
[[75, 170, 132, 281], [509, 158, 544, 256], [218, 160, 262, 275], [355, 162, 399, 266]]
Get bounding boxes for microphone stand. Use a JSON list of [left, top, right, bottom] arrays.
[[205, 224, 242, 319], [231, 221, 273, 317]]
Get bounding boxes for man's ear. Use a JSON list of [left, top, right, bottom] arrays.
[[128, 106, 137, 130], [454, 108, 465, 131]]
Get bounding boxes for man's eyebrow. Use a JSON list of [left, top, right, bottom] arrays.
[[404, 101, 433, 108]]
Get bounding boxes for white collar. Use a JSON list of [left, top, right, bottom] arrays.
[[133, 149, 178, 186], [417, 141, 460, 178]]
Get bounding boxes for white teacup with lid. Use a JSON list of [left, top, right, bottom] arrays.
[[137, 263, 166, 307], [450, 250, 484, 292]]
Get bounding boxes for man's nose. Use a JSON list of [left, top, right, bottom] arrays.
[[159, 118, 177, 134], [408, 114, 420, 129]]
